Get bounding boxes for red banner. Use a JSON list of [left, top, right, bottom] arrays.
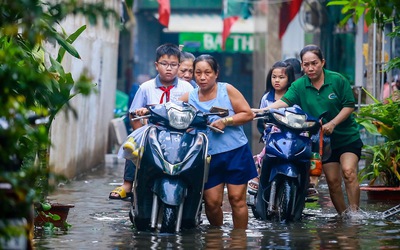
[[222, 16, 239, 50], [222, 0, 250, 50], [157, 0, 170, 27], [279, 0, 303, 39]]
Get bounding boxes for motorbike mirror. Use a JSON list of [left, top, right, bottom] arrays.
[[209, 106, 229, 117]]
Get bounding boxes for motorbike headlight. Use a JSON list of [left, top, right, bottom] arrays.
[[167, 106, 196, 129], [286, 112, 306, 128], [303, 121, 317, 129], [273, 112, 315, 129], [273, 112, 287, 124]]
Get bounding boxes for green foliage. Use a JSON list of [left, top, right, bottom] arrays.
[[355, 88, 400, 186], [356, 90, 400, 141], [0, 0, 117, 169], [0, 0, 118, 241], [327, 0, 400, 72], [327, 0, 400, 27], [360, 140, 400, 186]]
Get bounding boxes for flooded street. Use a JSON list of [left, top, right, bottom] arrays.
[[34, 160, 400, 249]]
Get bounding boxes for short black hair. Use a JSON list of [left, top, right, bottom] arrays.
[[156, 43, 181, 62]]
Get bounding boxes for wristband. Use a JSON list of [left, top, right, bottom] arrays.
[[222, 118, 227, 125], [331, 121, 337, 127], [223, 117, 234, 126]]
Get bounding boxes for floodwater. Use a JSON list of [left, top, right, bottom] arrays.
[[33, 160, 400, 249]]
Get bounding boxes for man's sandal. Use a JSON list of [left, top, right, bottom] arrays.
[[109, 186, 133, 200]]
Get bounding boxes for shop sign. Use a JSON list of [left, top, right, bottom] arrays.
[[179, 32, 253, 53]]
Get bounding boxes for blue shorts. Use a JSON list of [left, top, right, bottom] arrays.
[[323, 138, 363, 164], [204, 144, 258, 190]]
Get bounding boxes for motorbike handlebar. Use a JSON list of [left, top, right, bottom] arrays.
[[253, 110, 270, 120], [207, 125, 224, 133], [130, 114, 150, 121], [205, 111, 229, 118]]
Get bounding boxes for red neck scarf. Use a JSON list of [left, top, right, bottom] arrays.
[[159, 85, 174, 103]]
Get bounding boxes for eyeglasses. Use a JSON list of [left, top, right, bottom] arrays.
[[157, 61, 180, 69]]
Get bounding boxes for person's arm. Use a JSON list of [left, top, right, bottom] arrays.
[[322, 74, 356, 135], [179, 92, 189, 102], [257, 94, 269, 134], [252, 99, 288, 112], [131, 91, 191, 129], [322, 107, 354, 135], [210, 84, 253, 131], [226, 84, 253, 125], [254, 79, 301, 112], [130, 112, 145, 130], [128, 87, 147, 130]]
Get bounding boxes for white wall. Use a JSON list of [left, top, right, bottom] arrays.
[[282, 14, 304, 60], [48, 1, 121, 178]]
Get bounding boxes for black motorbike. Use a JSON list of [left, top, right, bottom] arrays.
[[127, 101, 227, 233], [249, 105, 322, 223]]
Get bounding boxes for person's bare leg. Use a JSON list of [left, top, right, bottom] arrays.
[[203, 184, 224, 226], [309, 176, 319, 186], [227, 183, 248, 229], [340, 153, 360, 211], [323, 162, 346, 214], [110, 160, 135, 198], [120, 180, 133, 193], [307, 175, 320, 196]]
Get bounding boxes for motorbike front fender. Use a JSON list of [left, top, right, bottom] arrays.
[[269, 163, 299, 182], [153, 179, 187, 206]]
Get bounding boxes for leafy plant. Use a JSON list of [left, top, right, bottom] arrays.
[[0, 0, 118, 242], [356, 88, 400, 140], [355, 88, 400, 186], [34, 202, 72, 232], [360, 141, 400, 186], [327, 0, 400, 72], [0, 0, 118, 168]]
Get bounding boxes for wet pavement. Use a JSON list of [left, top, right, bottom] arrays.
[[33, 157, 400, 249]]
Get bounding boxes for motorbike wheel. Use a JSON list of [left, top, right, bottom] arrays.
[[133, 216, 151, 231], [250, 193, 261, 219], [129, 210, 134, 224], [275, 179, 295, 223], [251, 204, 261, 219], [160, 204, 178, 233]]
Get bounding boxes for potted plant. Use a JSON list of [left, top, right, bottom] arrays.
[[32, 23, 95, 230], [355, 88, 400, 200]]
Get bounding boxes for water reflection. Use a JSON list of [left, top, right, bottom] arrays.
[[201, 227, 250, 249], [33, 163, 400, 249], [317, 220, 361, 249]]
